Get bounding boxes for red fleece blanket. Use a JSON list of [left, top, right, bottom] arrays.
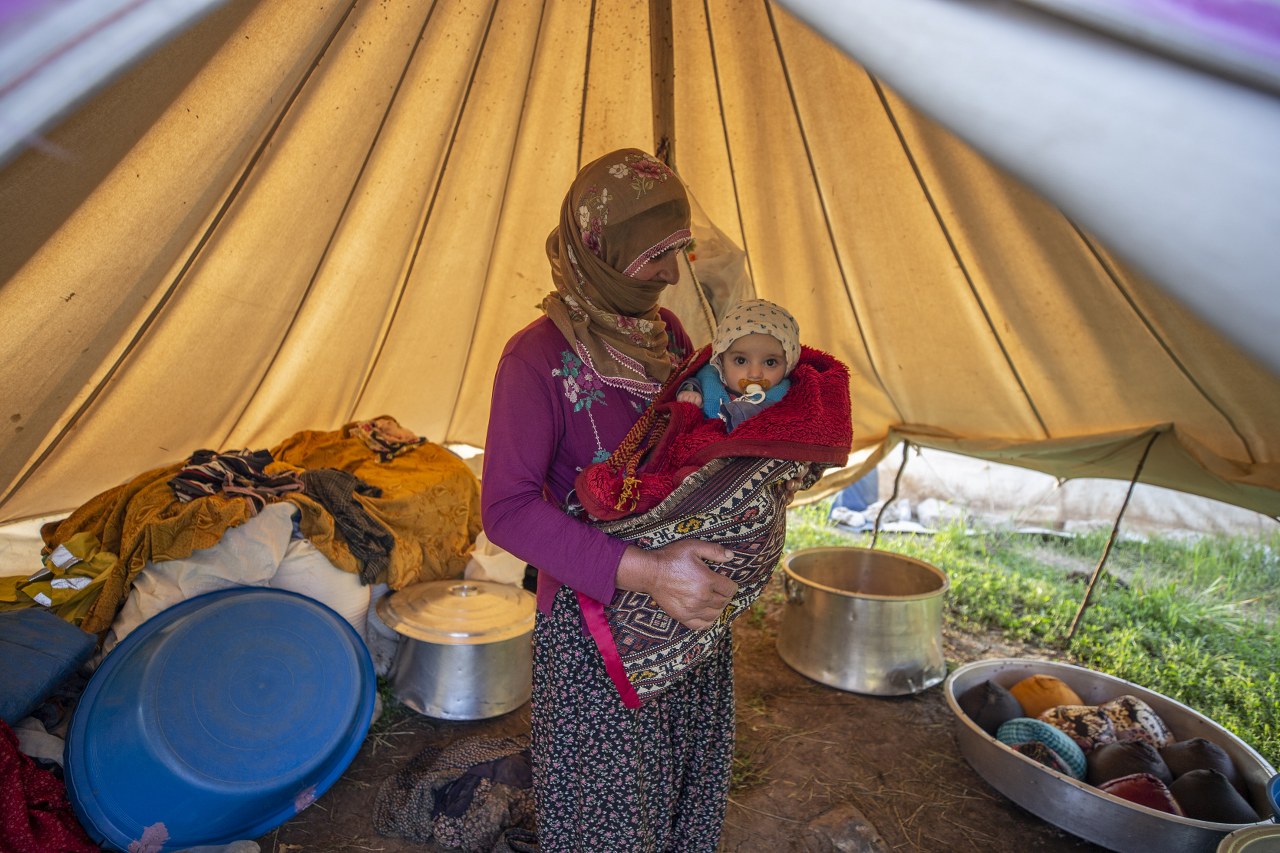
[[576, 344, 852, 521]]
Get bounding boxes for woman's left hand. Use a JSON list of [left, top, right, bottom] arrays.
[[783, 477, 803, 506]]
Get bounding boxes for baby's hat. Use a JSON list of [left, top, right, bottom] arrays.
[[710, 299, 800, 379]]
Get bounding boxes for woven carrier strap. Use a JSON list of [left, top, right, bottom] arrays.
[[603, 352, 693, 512]]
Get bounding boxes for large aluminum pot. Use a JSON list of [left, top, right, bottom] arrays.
[[376, 579, 534, 721], [776, 546, 948, 695], [947, 659, 1278, 853]]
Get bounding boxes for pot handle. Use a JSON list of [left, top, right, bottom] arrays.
[[784, 574, 804, 605]]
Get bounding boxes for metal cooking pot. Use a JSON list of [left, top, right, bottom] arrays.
[[776, 546, 948, 695], [376, 579, 535, 720]]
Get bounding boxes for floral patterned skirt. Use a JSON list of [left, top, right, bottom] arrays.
[[531, 585, 735, 853]]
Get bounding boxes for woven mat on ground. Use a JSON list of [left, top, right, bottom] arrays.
[[373, 735, 534, 852]]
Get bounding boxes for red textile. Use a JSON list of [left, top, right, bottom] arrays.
[[576, 345, 852, 521], [0, 720, 98, 853]]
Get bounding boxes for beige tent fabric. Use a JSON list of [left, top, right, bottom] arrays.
[[1, 0, 1277, 523]]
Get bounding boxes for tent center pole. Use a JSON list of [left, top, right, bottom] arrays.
[[871, 440, 911, 550], [649, 0, 675, 164], [1066, 430, 1159, 640]]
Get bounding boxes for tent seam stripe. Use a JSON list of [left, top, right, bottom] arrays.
[[1070, 224, 1258, 463], [222, 0, 443, 448], [871, 77, 1050, 439], [701, 0, 754, 289], [352, 0, 502, 417], [762, 1, 902, 424], [440, 0, 554, 438], [0, 0, 363, 514]]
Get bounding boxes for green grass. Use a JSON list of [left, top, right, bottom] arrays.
[[783, 503, 1280, 768]]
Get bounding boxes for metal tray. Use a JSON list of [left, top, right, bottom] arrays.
[[946, 659, 1277, 853]]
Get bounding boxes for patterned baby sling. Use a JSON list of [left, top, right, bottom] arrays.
[[572, 344, 853, 707]]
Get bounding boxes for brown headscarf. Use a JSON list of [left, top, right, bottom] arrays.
[[543, 148, 692, 388]]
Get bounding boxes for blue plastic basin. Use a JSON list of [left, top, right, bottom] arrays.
[[65, 587, 375, 851]]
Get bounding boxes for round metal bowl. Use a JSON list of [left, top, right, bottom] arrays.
[[946, 659, 1278, 853], [777, 546, 948, 695]]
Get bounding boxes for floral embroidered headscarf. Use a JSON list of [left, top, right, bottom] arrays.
[[543, 148, 692, 388]]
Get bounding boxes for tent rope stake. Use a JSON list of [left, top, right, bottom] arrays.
[[1066, 430, 1160, 641], [871, 440, 911, 550]]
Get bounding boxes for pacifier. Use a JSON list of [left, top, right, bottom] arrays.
[[737, 378, 771, 394]]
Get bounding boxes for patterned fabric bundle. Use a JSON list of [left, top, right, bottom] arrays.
[[1039, 704, 1117, 752], [996, 717, 1088, 779], [573, 345, 852, 708], [580, 455, 817, 708], [349, 415, 426, 462], [1013, 741, 1075, 776], [167, 448, 302, 511], [1098, 695, 1175, 748]]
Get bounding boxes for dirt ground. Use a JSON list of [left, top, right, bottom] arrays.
[[255, 572, 1109, 853]]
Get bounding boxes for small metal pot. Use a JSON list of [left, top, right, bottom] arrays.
[[776, 546, 948, 695], [376, 579, 535, 720]]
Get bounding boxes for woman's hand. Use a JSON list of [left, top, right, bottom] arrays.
[[616, 541, 737, 630], [783, 476, 804, 506]]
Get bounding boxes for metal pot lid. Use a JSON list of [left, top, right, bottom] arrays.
[[1217, 824, 1280, 853], [376, 579, 535, 645]]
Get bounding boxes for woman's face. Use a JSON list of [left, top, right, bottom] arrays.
[[628, 246, 681, 284], [722, 333, 787, 393]]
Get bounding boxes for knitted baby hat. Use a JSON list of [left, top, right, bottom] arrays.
[[710, 299, 800, 382]]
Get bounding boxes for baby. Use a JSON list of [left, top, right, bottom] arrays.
[[676, 299, 800, 431], [573, 294, 849, 523]]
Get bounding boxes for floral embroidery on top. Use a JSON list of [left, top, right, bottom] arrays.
[[574, 154, 675, 259], [554, 349, 606, 413], [607, 152, 673, 199]]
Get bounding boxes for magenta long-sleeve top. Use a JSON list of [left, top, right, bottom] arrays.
[[481, 310, 691, 614]]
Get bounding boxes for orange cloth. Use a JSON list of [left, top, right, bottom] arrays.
[[39, 463, 256, 634], [271, 419, 481, 589], [1009, 674, 1084, 719]]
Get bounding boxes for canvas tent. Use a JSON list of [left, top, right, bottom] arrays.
[[1, 0, 1278, 527]]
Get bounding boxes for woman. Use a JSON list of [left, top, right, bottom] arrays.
[[481, 148, 739, 852]]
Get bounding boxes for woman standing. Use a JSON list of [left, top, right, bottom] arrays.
[[481, 148, 738, 852]]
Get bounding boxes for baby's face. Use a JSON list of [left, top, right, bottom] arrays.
[[722, 333, 787, 393]]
